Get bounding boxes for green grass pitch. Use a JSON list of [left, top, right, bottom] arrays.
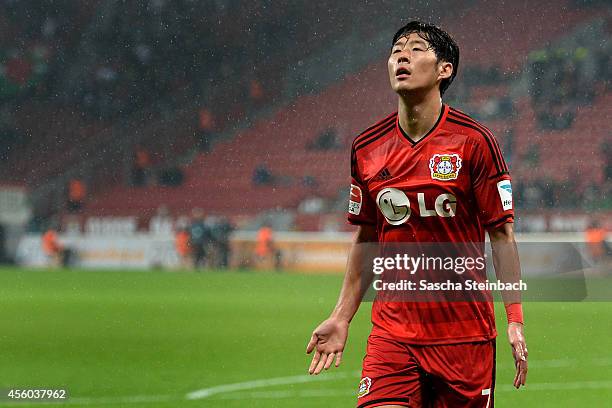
[[0, 267, 610, 407]]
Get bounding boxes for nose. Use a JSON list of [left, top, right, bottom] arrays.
[[394, 47, 410, 64], [397, 54, 410, 64]]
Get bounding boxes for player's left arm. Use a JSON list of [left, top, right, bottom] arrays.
[[469, 125, 527, 388], [489, 222, 528, 389]]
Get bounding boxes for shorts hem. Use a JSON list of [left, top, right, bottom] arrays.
[[357, 397, 411, 408]]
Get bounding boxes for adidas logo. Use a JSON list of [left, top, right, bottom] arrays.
[[373, 167, 392, 181]]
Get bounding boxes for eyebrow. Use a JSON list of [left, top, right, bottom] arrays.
[[393, 38, 428, 47]]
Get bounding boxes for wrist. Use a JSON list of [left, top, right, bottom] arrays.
[[329, 311, 352, 324], [505, 303, 524, 324]]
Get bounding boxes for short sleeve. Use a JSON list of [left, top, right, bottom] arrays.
[[470, 135, 514, 230], [348, 147, 377, 225]]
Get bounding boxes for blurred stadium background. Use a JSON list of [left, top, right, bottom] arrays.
[[0, 0, 610, 407]]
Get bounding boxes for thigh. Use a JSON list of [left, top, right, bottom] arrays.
[[356, 334, 425, 408], [413, 340, 496, 408]]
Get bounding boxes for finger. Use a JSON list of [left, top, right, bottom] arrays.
[[512, 347, 520, 368], [306, 333, 317, 354], [324, 353, 335, 370], [514, 364, 520, 388], [520, 360, 528, 386], [335, 351, 343, 367], [314, 353, 328, 375], [517, 342, 527, 361], [309, 351, 321, 374], [516, 363, 525, 388], [513, 356, 521, 387], [514, 360, 527, 388]]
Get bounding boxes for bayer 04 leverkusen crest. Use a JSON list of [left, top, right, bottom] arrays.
[[357, 377, 372, 398], [429, 153, 462, 181]]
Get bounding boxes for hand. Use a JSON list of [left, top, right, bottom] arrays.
[[507, 322, 528, 388], [306, 318, 349, 375]]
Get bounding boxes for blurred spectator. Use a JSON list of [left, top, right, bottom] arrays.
[[253, 164, 274, 186], [461, 65, 503, 86], [149, 205, 173, 235], [1, 46, 50, 100], [5, 51, 32, 86], [249, 79, 265, 107], [603, 142, 612, 181], [204, 216, 218, 266], [67, 178, 86, 213], [189, 208, 211, 270], [502, 128, 514, 164], [522, 144, 540, 168], [0, 107, 18, 161], [157, 166, 184, 187], [211, 217, 234, 269], [42, 227, 64, 267], [307, 128, 341, 150], [529, 46, 596, 130], [302, 175, 318, 188], [585, 219, 609, 264], [131, 145, 151, 186], [197, 108, 214, 152], [299, 196, 325, 213], [537, 104, 575, 130], [255, 223, 282, 270], [174, 227, 192, 270]]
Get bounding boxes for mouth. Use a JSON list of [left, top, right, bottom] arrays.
[[395, 67, 411, 79]]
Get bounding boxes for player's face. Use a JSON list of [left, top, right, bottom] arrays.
[[388, 33, 448, 96]]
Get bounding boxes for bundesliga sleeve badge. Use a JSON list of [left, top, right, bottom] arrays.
[[497, 180, 513, 210], [349, 184, 363, 215], [429, 153, 462, 181]]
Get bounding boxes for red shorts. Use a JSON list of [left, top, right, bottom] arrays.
[[357, 334, 496, 408]]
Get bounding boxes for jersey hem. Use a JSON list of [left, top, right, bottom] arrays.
[[370, 327, 498, 346]]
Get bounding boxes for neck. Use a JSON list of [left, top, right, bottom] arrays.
[[397, 90, 443, 143]]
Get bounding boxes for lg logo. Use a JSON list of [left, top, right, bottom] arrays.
[[376, 188, 457, 225], [376, 188, 411, 225]]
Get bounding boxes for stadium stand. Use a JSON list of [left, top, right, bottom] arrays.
[[0, 0, 609, 232]]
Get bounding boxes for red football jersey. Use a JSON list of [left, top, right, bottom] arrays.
[[348, 104, 514, 344]]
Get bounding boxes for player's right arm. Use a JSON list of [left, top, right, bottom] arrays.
[[306, 224, 378, 375]]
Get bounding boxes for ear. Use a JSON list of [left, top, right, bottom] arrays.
[[438, 61, 453, 81]]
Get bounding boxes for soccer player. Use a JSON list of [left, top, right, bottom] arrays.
[[306, 21, 528, 407]]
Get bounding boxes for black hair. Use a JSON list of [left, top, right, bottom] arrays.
[[391, 20, 460, 95]]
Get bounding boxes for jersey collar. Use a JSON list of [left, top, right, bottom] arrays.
[[397, 104, 448, 147]]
